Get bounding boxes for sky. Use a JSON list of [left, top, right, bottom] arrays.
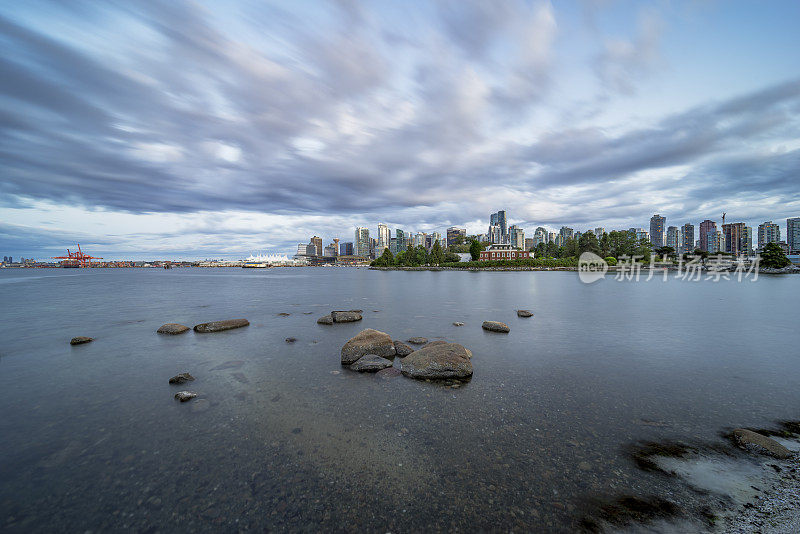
[[1, 0, 799, 260]]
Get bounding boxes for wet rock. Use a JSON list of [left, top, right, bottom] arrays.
[[453, 322, 464, 326], [69, 336, 93, 345], [425, 340, 448, 347], [394, 341, 414, 357], [341, 328, 396, 364], [193, 318, 249, 333], [277, 312, 290, 316], [331, 310, 362, 323], [732, 429, 792, 459], [482, 321, 510, 333], [157, 323, 190, 334], [174, 391, 197, 402], [285, 337, 297, 343], [400, 343, 473, 379], [407, 337, 428, 345], [168, 372, 195, 384], [317, 315, 333, 325], [377, 367, 402, 379], [350, 354, 393, 372], [516, 310, 533, 318]]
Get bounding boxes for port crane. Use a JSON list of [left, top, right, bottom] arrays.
[[52, 244, 102, 267]]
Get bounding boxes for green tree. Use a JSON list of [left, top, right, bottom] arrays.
[[599, 232, 611, 257], [562, 237, 579, 258], [451, 234, 464, 246], [469, 239, 482, 261], [578, 232, 601, 256], [444, 251, 461, 263], [371, 248, 393, 267], [430, 241, 444, 265], [761, 242, 791, 268], [414, 245, 429, 266]]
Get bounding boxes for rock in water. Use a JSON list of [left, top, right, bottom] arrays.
[[453, 322, 464, 327], [70, 336, 93, 345], [317, 315, 333, 325], [516, 310, 533, 318], [482, 321, 510, 333], [174, 391, 197, 402], [157, 323, 190, 334], [193, 319, 249, 333], [168, 372, 195, 384], [394, 341, 414, 357], [331, 311, 362, 323], [277, 312, 291, 316], [285, 337, 297, 343], [401, 343, 473, 379], [407, 337, 428, 345], [425, 340, 448, 347], [376, 367, 402, 379], [350, 355, 393, 372], [341, 329, 396, 364], [732, 429, 792, 459]]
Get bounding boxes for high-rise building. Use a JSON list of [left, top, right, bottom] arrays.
[[413, 232, 426, 249], [787, 217, 800, 253], [489, 211, 508, 242], [708, 230, 725, 253], [339, 242, 354, 256], [629, 228, 649, 243], [534, 227, 548, 245], [666, 226, 682, 252], [548, 231, 558, 245], [524, 238, 534, 250], [376, 223, 390, 253], [488, 224, 502, 244], [682, 223, 695, 254], [699, 220, 716, 252], [310, 236, 323, 256], [722, 222, 748, 257], [389, 237, 397, 254], [446, 227, 466, 247], [757, 221, 781, 249], [594, 227, 605, 238], [650, 214, 666, 247], [395, 229, 406, 253], [355, 227, 370, 257], [508, 225, 525, 250], [559, 226, 574, 242], [743, 227, 753, 256]]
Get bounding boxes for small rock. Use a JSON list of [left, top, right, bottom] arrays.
[[341, 329, 396, 364], [285, 337, 297, 343], [516, 310, 533, 318], [174, 391, 197, 402], [453, 322, 464, 327], [317, 315, 333, 325], [331, 310, 362, 323], [277, 312, 291, 316], [482, 321, 510, 333], [407, 337, 428, 345], [69, 336, 93, 345], [350, 354, 394, 372], [193, 319, 249, 333], [168, 372, 195, 384], [732, 429, 792, 459], [394, 341, 414, 357], [157, 323, 190, 334]]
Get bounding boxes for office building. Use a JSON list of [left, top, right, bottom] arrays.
[[787, 218, 800, 253], [488, 224, 502, 244], [489, 210, 508, 242], [650, 214, 666, 247], [309, 236, 323, 256], [509, 225, 525, 250], [699, 220, 716, 252], [757, 221, 781, 249], [395, 229, 406, 253], [446, 227, 466, 247], [682, 223, 695, 254], [377, 223, 390, 253], [355, 227, 370, 257], [339, 242, 354, 256]]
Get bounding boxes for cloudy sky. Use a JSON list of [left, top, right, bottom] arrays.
[[1, 0, 799, 260]]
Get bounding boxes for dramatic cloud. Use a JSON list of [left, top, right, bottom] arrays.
[[0, 0, 798, 258]]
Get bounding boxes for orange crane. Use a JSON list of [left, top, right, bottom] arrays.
[[53, 244, 102, 268]]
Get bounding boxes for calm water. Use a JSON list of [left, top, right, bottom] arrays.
[[1, 267, 798, 532]]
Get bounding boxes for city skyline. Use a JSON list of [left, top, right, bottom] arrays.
[[1, 1, 800, 260]]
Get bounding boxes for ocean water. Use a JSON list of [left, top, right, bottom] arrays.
[[1, 267, 798, 532]]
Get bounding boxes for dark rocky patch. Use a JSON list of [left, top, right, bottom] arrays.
[[400, 343, 473, 379], [516, 310, 533, 318], [341, 329, 396, 364], [407, 337, 428, 345], [285, 337, 297, 343], [69, 336, 93, 345], [168, 372, 195, 384], [331, 310, 362, 323], [174, 391, 197, 402], [350, 354, 393, 372], [580, 495, 681, 532], [376, 367, 402, 379], [482, 321, 510, 333], [157, 323, 190, 334], [630, 441, 699, 472], [730, 428, 792, 459], [317, 315, 333, 325], [394, 341, 414, 357], [193, 318, 249, 333], [277, 313, 290, 316]]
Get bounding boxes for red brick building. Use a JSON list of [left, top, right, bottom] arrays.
[[479, 243, 531, 261]]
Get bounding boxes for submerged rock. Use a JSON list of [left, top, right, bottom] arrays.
[[732, 429, 792, 459], [394, 341, 414, 357], [69, 336, 93, 345], [376, 367, 402, 379], [453, 322, 464, 327], [168, 372, 195, 384], [157, 323, 190, 334], [407, 337, 428, 345], [277, 312, 291, 316], [285, 337, 297, 343], [516, 310, 533, 318], [341, 328, 396, 364], [174, 391, 197, 402], [317, 315, 333, 325], [401, 343, 473, 379], [193, 319, 249, 333], [331, 310, 362, 323], [482, 321, 510, 333], [350, 354, 393, 372]]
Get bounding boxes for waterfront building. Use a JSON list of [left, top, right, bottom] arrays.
[[757, 221, 781, 249], [666, 226, 682, 252], [628, 228, 649, 243], [787, 218, 800, 253], [707, 230, 725, 253], [650, 214, 666, 247], [722, 222, 748, 257], [489, 211, 508, 242], [508, 225, 525, 250], [479, 243, 531, 261], [323, 245, 337, 257], [310, 236, 323, 256], [377, 223, 390, 253], [699, 220, 716, 252], [355, 227, 370, 257], [339, 242, 354, 256], [446, 227, 466, 247], [682, 223, 695, 254], [395, 229, 406, 253], [743, 227, 753, 256]]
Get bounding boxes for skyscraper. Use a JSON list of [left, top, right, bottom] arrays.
[[699, 220, 716, 252], [650, 214, 666, 247], [339, 242, 354, 256], [489, 210, 508, 242], [682, 223, 695, 254], [534, 227, 548, 246], [787, 217, 800, 253], [310, 236, 323, 256], [559, 226, 574, 243], [488, 224, 502, 244], [395, 229, 406, 253], [508, 225, 524, 250], [757, 221, 780, 249], [594, 227, 605, 238], [722, 222, 748, 257], [446, 227, 466, 247], [377, 223, 390, 253], [355, 227, 370, 257], [666, 226, 682, 252]]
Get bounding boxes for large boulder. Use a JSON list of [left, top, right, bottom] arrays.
[[516, 310, 533, 318], [70, 336, 93, 345], [732, 429, 792, 459], [317, 315, 334, 325], [394, 341, 414, 357], [350, 355, 393, 372], [341, 329, 396, 364], [401, 343, 473, 379], [157, 323, 190, 334], [193, 319, 249, 333], [331, 311, 363, 323], [482, 321, 510, 333]]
